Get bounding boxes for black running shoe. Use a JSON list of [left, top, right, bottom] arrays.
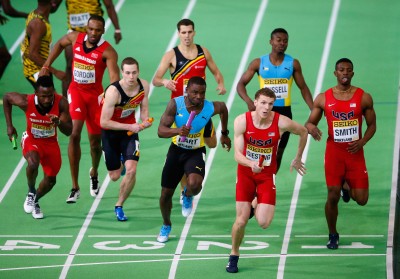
[[226, 255, 239, 273], [66, 189, 80, 203], [341, 187, 350, 203], [89, 168, 99, 197], [249, 206, 255, 219], [327, 233, 339, 249]]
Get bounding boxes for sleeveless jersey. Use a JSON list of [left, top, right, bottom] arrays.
[[324, 87, 364, 149], [25, 94, 62, 142], [66, 0, 103, 32], [70, 33, 110, 95], [106, 79, 145, 124], [238, 111, 281, 175], [172, 96, 214, 149], [21, 11, 52, 79], [258, 54, 294, 107], [170, 44, 207, 98]]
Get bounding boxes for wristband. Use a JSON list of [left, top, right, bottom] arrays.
[[221, 130, 229, 136], [42, 66, 49, 70], [115, 29, 121, 33]]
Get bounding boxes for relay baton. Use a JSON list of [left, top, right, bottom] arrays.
[[127, 117, 154, 136], [180, 111, 196, 142], [11, 134, 17, 150], [258, 154, 265, 167]]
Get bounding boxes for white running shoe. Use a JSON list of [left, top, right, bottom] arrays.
[[24, 193, 35, 213], [66, 189, 80, 203], [32, 203, 44, 219], [89, 168, 99, 197], [157, 225, 171, 243]]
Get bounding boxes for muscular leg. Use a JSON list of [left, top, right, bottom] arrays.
[[0, 47, 11, 80], [325, 186, 341, 234], [24, 151, 40, 194], [88, 133, 102, 178], [35, 175, 56, 202], [159, 187, 175, 226], [255, 203, 275, 229], [185, 173, 203, 196], [62, 45, 73, 98], [230, 202, 250, 256], [68, 120, 84, 190], [115, 160, 138, 206]]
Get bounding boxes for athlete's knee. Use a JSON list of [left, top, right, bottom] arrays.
[[46, 176, 57, 188], [327, 187, 340, 203], [234, 218, 248, 229], [355, 196, 368, 206], [69, 131, 81, 144], [125, 167, 136, 178], [258, 218, 273, 229], [160, 187, 174, 201], [26, 157, 40, 171], [187, 183, 202, 196], [109, 172, 120, 181]]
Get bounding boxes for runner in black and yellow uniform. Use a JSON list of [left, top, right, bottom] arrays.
[[20, 0, 62, 89]]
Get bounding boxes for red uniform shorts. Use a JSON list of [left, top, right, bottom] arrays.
[[22, 132, 61, 177], [68, 88, 102, 135], [324, 141, 369, 189], [236, 166, 276, 205]]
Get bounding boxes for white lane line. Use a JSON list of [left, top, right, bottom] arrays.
[[58, 1, 126, 278], [386, 71, 400, 279], [276, 1, 341, 278], [0, 157, 25, 203], [168, 0, 269, 278], [1, 0, 128, 203], [0, 253, 385, 273]]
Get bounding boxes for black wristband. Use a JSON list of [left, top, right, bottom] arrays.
[[221, 130, 229, 136]]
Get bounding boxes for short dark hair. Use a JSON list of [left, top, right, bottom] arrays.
[[255, 88, 276, 101], [36, 75, 54, 88], [177, 18, 194, 31], [335, 58, 353, 70], [88, 15, 105, 28], [121, 57, 139, 71], [187, 76, 206, 88], [271, 28, 288, 39]]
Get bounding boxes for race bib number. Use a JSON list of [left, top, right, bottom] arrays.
[[69, 13, 90, 28], [121, 108, 135, 118], [73, 62, 95, 84], [246, 145, 273, 166], [263, 78, 289, 99], [177, 132, 201, 149], [332, 119, 360, 142], [31, 123, 55, 138]]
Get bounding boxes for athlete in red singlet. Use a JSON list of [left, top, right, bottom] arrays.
[[3, 76, 72, 219], [306, 58, 377, 250], [40, 15, 119, 203], [226, 88, 308, 273]]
